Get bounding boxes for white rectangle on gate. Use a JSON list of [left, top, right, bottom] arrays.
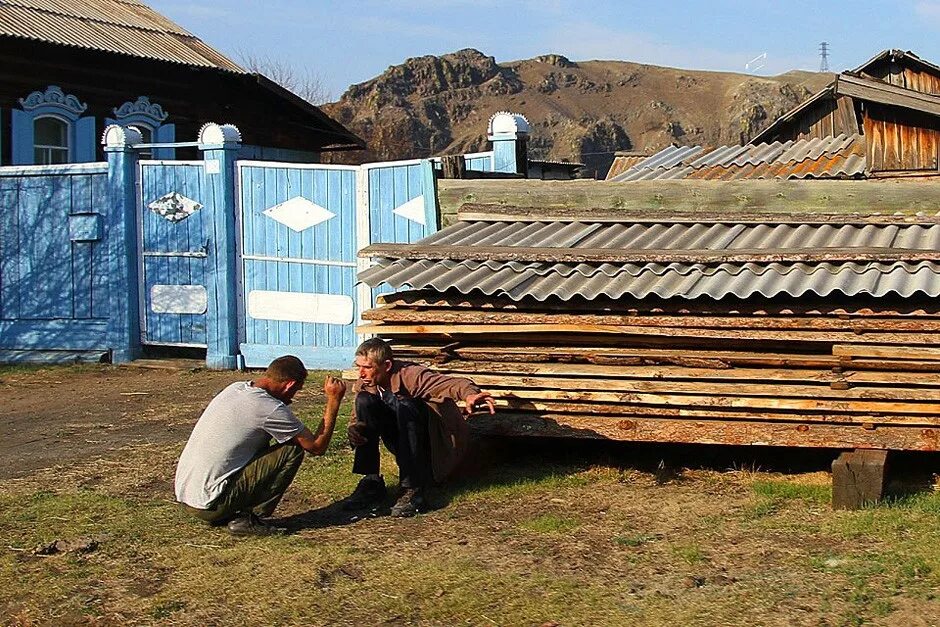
[[247, 290, 354, 324], [151, 285, 208, 314]]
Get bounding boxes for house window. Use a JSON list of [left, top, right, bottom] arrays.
[[133, 125, 154, 159], [33, 116, 69, 164]]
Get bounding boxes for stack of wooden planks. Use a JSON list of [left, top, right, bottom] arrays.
[[357, 207, 940, 451], [358, 292, 940, 451]]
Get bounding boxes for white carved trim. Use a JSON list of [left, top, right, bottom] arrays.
[[151, 285, 208, 314], [102, 124, 143, 148], [199, 122, 242, 145], [487, 111, 530, 136], [247, 291, 355, 325]]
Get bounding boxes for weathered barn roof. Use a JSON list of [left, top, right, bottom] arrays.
[[0, 0, 244, 71], [360, 218, 940, 301], [852, 49, 940, 79], [608, 134, 866, 182]]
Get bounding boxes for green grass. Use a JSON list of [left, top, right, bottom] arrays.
[[3, 367, 940, 625], [518, 513, 581, 534]]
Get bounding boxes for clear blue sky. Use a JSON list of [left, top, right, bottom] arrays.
[[149, 0, 940, 101]]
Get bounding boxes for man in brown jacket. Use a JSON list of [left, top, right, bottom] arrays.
[[344, 338, 495, 517]]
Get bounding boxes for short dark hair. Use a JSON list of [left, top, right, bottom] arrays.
[[265, 355, 308, 383], [355, 338, 393, 364]]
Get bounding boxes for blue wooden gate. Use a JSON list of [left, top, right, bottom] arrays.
[[138, 161, 210, 347], [237, 162, 359, 368]]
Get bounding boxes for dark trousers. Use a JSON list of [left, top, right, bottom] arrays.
[[352, 391, 432, 489], [184, 442, 304, 524]]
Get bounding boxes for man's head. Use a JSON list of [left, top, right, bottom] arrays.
[[258, 355, 308, 404], [354, 338, 394, 388]]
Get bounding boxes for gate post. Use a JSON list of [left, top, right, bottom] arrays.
[[103, 125, 143, 363], [198, 123, 241, 370], [487, 111, 529, 175]]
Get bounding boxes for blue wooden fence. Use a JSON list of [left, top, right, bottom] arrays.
[[0, 124, 506, 368], [0, 163, 110, 361]]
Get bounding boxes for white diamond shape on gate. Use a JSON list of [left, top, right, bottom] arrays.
[[262, 196, 335, 232], [148, 192, 203, 223]]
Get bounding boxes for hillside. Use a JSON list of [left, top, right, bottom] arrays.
[[322, 49, 832, 177]]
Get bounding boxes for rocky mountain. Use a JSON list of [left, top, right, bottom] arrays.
[[322, 49, 832, 178]]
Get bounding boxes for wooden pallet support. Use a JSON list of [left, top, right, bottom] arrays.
[[831, 449, 890, 510]]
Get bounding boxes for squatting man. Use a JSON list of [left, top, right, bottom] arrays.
[[174, 342, 494, 534], [175, 355, 346, 536], [343, 338, 495, 517]]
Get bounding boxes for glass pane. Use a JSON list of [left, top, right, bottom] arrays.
[[34, 117, 68, 147], [137, 126, 153, 159]]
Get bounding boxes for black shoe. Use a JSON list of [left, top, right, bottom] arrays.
[[226, 513, 286, 537], [342, 476, 387, 511], [390, 488, 425, 518]]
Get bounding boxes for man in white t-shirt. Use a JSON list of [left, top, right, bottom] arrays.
[[175, 355, 346, 536]]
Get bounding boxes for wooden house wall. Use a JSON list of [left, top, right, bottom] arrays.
[[762, 96, 858, 142], [0, 38, 344, 163], [863, 102, 940, 171], [860, 60, 940, 95]]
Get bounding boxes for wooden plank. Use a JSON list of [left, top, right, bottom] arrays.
[[360, 243, 940, 265], [482, 390, 940, 416], [436, 179, 940, 221], [455, 202, 940, 225], [832, 450, 889, 510], [837, 73, 940, 118], [363, 308, 940, 332], [361, 323, 940, 345], [833, 344, 940, 360], [432, 360, 940, 387], [468, 413, 940, 451], [466, 373, 940, 402], [470, 403, 940, 427]]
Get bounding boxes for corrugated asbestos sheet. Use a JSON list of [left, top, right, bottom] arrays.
[[0, 0, 245, 71], [604, 154, 651, 180], [609, 134, 867, 181], [360, 220, 940, 301]]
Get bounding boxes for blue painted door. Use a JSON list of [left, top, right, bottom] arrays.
[[237, 162, 359, 369], [138, 161, 209, 346]]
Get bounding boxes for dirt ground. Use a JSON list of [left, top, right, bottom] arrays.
[[0, 363, 249, 479], [2, 363, 940, 626]]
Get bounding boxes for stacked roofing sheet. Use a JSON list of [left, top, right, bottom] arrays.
[[609, 134, 867, 181], [360, 219, 940, 301], [0, 0, 245, 71], [359, 209, 940, 452]]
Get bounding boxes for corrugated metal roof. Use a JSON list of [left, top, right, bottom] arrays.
[[0, 0, 245, 71], [361, 219, 940, 302], [610, 134, 867, 182]]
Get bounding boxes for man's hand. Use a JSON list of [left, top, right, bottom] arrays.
[[347, 421, 368, 447], [324, 376, 347, 402], [464, 391, 496, 415]]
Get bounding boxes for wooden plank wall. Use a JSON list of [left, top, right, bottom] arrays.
[[437, 179, 940, 224], [863, 103, 940, 171], [767, 96, 859, 142], [861, 63, 940, 96]]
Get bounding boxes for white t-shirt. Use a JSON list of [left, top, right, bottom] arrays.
[[175, 382, 305, 509]]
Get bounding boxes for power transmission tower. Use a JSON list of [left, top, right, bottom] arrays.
[[819, 42, 830, 72]]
